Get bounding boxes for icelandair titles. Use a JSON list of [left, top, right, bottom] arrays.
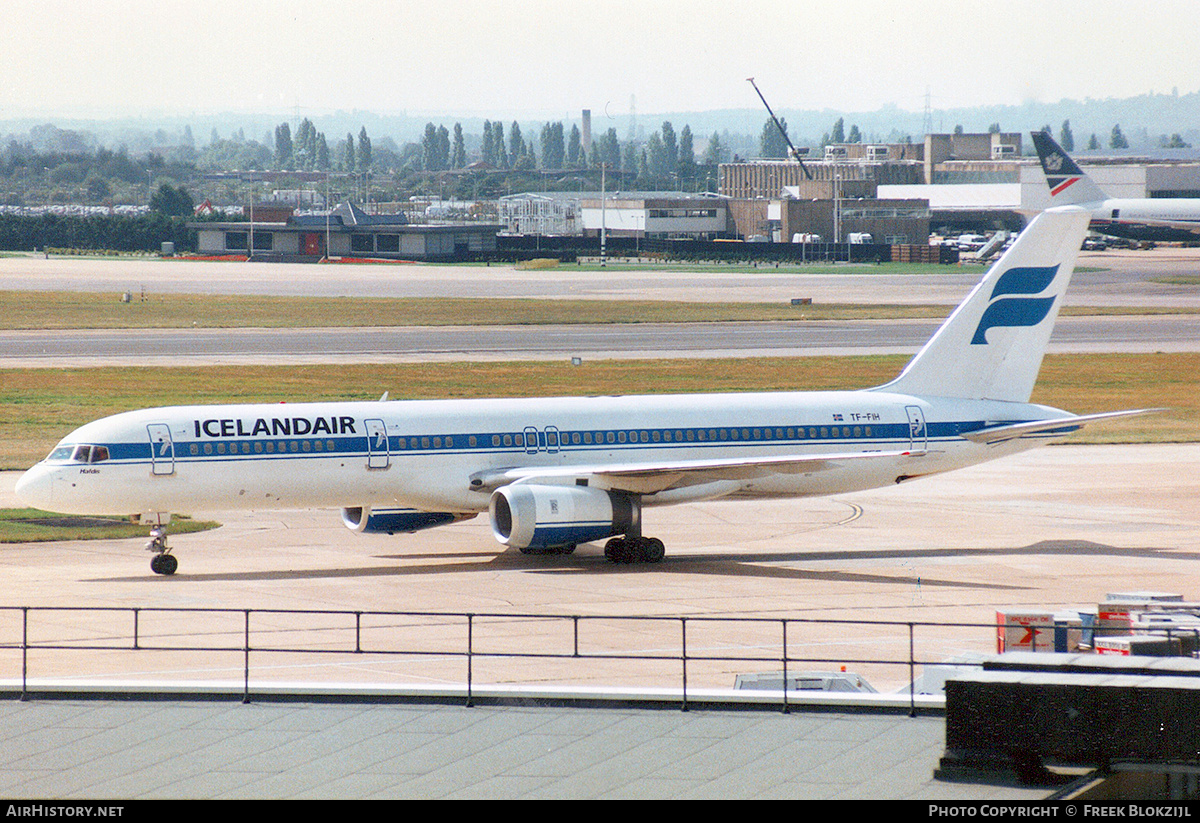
[[194, 416, 358, 438]]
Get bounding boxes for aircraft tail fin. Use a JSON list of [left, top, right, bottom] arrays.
[[873, 206, 1091, 403], [1031, 130, 1107, 205]]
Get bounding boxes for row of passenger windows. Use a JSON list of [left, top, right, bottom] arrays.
[[396, 425, 876, 451], [188, 440, 338, 456], [186, 425, 881, 457]]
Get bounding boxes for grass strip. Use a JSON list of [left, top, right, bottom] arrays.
[[2, 291, 1194, 330], [0, 508, 218, 543]]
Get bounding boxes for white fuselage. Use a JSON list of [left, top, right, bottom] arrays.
[[16, 390, 1068, 519], [1083, 197, 1200, 240]]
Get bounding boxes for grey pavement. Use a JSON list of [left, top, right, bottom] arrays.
[[0, 693, 1051, 800], [3, 313, 1198, 368], [1, 249, 1198, 307]]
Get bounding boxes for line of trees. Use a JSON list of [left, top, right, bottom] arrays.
[[272, 119, 374, 173], [411, 117, 727, 191], [0, 141, 199, 207], [0, 211, 198, 252]]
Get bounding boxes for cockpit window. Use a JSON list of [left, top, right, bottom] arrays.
[[46, 444, 109, 463]]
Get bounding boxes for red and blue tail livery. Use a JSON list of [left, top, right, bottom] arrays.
[[1031, 130, 1200, 242]]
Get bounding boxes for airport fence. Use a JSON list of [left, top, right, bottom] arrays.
[[2, 605, 1188, 715], [493, 234, 958, 264]]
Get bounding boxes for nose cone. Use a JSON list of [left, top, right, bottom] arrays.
[[14, 464, 53, 510]]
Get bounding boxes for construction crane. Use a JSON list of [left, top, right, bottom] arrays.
[[746, 77, 812, 180]]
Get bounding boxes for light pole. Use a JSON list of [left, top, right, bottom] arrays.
[[600, 163, 607, 267], [247, 174, 255, 262], [833, 164, 842, 246]]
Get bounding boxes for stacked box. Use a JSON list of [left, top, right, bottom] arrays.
[[1094, 635, 1183, 656], [996, 609, 1054, 653]]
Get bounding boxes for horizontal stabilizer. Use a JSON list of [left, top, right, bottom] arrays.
[[960, 409, 1162, 445]]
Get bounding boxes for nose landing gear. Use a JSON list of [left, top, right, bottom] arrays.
[[145, 526, 178, 576]]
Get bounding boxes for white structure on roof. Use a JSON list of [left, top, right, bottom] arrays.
[[501, 191, 728, 239], [499, 192, 592, 235]]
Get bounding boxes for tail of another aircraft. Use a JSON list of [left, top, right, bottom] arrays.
[[1031, 130, 1107, 205], [873, 206, 1091, 403]]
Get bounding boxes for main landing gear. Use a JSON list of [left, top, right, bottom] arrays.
[[145, 525, 178, 576], [604, 536, 665, 564]]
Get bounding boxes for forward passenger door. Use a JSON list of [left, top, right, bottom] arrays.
[[147, 424, 175, 476]]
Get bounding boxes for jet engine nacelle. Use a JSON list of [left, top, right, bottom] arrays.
[[488, 483, 637, 549], [342, 506, 475, 535]]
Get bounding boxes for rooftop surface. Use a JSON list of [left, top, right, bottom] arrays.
[[0, 690, 1048, 800]]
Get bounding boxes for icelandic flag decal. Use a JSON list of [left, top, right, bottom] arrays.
[[970, 265, 1060, 345]]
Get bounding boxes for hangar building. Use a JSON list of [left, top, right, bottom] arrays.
[[191, 201, 503, 261]]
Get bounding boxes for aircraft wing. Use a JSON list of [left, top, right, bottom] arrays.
[[959, 409, 1161, 445], [471, 448, 921, 495]]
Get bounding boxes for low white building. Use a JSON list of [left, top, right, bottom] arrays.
[[579, 194, 727, 239]]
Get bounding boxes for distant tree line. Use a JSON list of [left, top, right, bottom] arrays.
[[270, 119, 374, 173], [409, 117, 721, 190], [7, 107, 1194, 251]]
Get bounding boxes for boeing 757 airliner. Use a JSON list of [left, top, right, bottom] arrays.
[[15, 207, 1150, 574]]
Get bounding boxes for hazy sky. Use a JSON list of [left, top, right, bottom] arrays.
[[4, 0, 1198, 120]]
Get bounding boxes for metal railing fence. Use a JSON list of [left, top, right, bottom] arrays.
[[4, 605, 1193, 715]]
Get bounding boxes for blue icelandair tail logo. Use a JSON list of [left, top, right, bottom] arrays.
[[970, 265, 1060, 345]]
